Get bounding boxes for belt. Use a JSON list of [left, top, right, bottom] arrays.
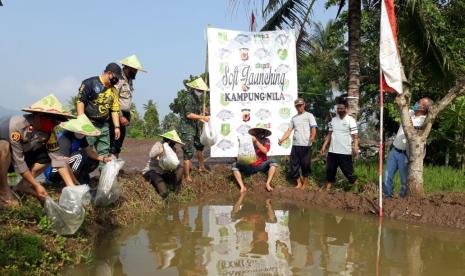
[[393, 146, 407, 154]]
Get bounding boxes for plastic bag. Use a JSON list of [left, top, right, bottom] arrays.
[[200, 120, 217, 146], [159, 143, 180, 171], [44, 185, 91, 235], [237, 135, 257, 165], [94, 159, 125, 207]]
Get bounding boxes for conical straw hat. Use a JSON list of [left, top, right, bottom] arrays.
[[159, 130, 184, 145], [186, 78, 209, 91], [119, 54, 146, 72], [248, 124, 272, 137], [60, 114, 101, 136], [22, 94, 75, 120]]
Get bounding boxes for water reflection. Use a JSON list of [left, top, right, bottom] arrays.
[[73, 194, 465, 276]]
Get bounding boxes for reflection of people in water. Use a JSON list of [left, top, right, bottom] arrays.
[[231, 193, 277, 257], [288, 207, 314, 273], [320, 213, 353, 275]]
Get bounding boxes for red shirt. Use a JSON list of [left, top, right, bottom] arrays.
[[251, 138, 270, 167]]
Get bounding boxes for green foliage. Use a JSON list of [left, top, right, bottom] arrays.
[[161, 112, 180, 132], [143, 100, 161, 138]]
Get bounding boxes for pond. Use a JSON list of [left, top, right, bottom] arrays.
[[65, 194, 465, 275]]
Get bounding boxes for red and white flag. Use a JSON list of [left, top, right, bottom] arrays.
[[250, 12, 256, 32], [380, 0, 403, 94]]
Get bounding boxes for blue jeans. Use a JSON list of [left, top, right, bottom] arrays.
[[384, 148, 408, 197], [232, 159, 278, 174]]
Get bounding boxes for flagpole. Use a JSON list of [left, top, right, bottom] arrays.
[[379, 73, 384, 217]]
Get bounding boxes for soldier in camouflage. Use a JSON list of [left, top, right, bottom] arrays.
[[173, 78, 210, 182]]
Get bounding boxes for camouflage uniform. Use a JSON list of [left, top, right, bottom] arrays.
[[176, 91, 204, 160]]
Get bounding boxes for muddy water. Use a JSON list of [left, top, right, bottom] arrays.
[[66, 195, 465, 276]]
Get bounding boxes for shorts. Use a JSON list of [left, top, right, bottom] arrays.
[[288, 146, 312, 178], [231, 159, 278, 175], [181, 133, 204, 160], [326, 152, 357, 184]]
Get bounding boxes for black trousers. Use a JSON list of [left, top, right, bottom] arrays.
[[288, 146, 312, 178], [110, 111, 130, 155], [48, 150, 99, 184], [326, 152, 357, 184], [8, 146, 51, 173], [143, 166, 183, 199]]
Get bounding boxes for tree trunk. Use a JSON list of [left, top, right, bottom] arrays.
[[347, 0, 361, 117], [407, 137, 426, 197]]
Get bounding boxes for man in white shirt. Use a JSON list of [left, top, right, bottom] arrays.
[[320, 100, 359, 190], [278, 98, 318, 189], [384, 97, 432, 198]]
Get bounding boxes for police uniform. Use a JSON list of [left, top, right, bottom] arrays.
[[110, 74, 133, 155], [176, 90, 205, 160], [77, 76, 119, 160], [0, 115, 66, 174]]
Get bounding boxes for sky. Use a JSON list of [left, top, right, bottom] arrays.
[[0, 0, 337, 117]]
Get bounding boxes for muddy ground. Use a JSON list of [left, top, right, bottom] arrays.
[[121, 138, 465, 230]]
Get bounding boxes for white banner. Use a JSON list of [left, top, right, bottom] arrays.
[[207, 28, 298, 157]]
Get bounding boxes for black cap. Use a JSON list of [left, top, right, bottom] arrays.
[[105, 63, 123, 80]]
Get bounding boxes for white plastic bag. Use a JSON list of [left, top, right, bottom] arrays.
[[44, 185, 91, 235], [237, 135, 257, 165], [200, 120, 217, 146], [94, 159, 125, 207], [159, 143, 180, 171]]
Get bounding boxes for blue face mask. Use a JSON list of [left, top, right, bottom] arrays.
[[412, 102, 421, 112]]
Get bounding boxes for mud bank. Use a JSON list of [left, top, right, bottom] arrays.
[[194, 165, 465, 230]]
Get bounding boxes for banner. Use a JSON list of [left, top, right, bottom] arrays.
[[207, 27, 298, 157], [205, 205, 291, 275]]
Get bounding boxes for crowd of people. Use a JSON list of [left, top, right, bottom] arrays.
[[0, 53, 434, 207]]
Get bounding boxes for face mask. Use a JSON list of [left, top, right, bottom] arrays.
[[128, 71, 137, 80], [74, 133, 85, 140], [413, 102, 421, 112], [110, 77, 119, 86], [40, 117, 55, 132]]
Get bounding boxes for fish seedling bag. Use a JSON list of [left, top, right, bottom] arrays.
[[237, 136, 257, 165], [94, 159, 125, 207], [159, 143, 180, 171], [44, 185, 91, 235], [200, 120, 218, 146]]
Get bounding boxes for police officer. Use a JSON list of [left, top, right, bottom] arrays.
[[0, 95, 76, 205], [110, 55, 146, 158]]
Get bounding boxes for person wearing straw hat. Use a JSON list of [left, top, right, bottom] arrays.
[[175, 77, 210, 182], [110, 54, 147, 158], [142, 130, 184, 199], [44, 114, 113, 185], [0, 94, 75, 205], [76, 63, 123, 169], [232, 125, 279, 193]]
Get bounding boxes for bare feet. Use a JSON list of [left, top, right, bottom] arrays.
[[295, 184, 303, 189], [266, 185, 274, 192], [199, 167, 210, 173], [0, 188, 19, 207], [185, 176, 193, 182], [240, 187, 248, 193]]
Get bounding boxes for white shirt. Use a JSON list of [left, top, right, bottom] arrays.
[[393, 110, 426, 150], [328, 115, 358, 155]]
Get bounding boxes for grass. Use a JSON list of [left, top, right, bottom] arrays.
[[305, 160, 465, 193]]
